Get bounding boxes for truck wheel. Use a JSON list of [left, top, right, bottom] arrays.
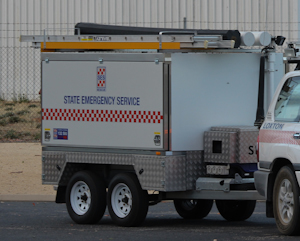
[[215, 200, 256, 221], [66, 171, 106, 224], [273, 166, 300, 235], [107, 173, 148, 227], [174, 199, 213, 219]]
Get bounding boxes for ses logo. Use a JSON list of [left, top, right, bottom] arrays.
[[97, 67, 106, 91]]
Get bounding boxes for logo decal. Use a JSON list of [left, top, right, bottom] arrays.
[[53, 128, 68, 140], [97, 67, 106, 91]]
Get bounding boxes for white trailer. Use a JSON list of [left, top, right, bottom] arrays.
[[21, 24, 286, 226]]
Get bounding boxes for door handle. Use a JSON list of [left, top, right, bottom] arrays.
[[293, 133, 300, 139]]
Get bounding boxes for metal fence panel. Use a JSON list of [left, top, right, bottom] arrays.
[[0, 0, 300, 142]]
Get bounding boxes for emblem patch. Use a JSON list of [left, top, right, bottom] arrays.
[[97, 67, 106, 91]]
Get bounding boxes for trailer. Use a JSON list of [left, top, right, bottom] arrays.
[[21, 24, 286, 226]]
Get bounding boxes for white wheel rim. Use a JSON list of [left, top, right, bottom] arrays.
[[70, 181, 91, 215], [278, 178, 294, 224], [111, 183, 132, 218]]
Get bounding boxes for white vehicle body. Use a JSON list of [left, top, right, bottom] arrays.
[[255, 68, 300, 235]]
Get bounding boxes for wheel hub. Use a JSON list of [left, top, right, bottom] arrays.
[[81, 193, 88, 202], [111, 183, 132, 218], [122, 195, 129, 205], [70, 181, 91, 216], [278, 179, 294, 224]]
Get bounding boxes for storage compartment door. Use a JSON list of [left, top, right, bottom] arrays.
[[41, 60, 165, 150]]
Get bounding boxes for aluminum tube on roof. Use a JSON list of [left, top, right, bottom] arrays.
[[74, 22, 241, 48]]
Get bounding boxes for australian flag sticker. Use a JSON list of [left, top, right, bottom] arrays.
[[97, 67, 106, 91]]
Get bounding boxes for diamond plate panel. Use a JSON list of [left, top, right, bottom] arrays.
[[205, 126, 259, 164], [66, 152, 133, 165], [42, 151, 66, 184], [134, 155, 186, 191], [164, 155, 186, 191], [44, 151, 188, 191], [204, 131, 237, 163], [211, 126, 259, 132], [237, 129, 259, 163], [186, 151, 206, 190], [134, 156, 166, 191]]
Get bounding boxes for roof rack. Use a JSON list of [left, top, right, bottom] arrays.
[[21, 33, 235, 51], [20, 24, 240, 52]]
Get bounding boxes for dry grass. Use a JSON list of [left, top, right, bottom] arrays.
[[0, 99, 41, 142]]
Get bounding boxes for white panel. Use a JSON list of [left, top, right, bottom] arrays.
[[150, 0, 158, 28], [165, 0, 172, 28], [42, 59, 164, 149], [215, 0, 223, 29], [157, 0, 165, 28], [208, 0, 215, 29], [171, 52, 262, 151], [129, 0, 136, 26], [222, 0, 230, 29], [122, 0, 130, 25], [185, 0, 192, 29]]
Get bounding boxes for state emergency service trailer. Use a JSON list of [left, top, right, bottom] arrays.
[[21, 24, 286, 226]]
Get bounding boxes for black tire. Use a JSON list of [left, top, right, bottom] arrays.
[[174, 199, 213, 219], [107, 173, 148, 227], [66, 170, 106, 224], [215, 200, 256, 221], [273, 166, 300, 235]]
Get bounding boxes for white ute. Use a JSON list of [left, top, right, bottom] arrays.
[[255, 42, 300, 235]]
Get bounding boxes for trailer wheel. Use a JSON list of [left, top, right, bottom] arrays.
[[107, 173, 148, 227], [273, 166, 300, 235], [66, 171, 106, 224], [173, 199, 213, 219], [215, 200, 256, 221]]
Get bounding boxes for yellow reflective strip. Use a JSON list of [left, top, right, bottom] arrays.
[[40, 42, 180, 50]]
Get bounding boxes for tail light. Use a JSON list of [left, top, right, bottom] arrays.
[[256, 135, 259, 162]]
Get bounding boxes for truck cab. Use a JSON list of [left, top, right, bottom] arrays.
[[255, 70, 300, 235]]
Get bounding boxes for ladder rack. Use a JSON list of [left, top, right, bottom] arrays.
[[20, 33, 235, 52]]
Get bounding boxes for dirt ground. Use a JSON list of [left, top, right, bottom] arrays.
[[0, 143, 56, 195]]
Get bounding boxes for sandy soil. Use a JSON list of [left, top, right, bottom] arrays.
[[0, 143, 56, 195]]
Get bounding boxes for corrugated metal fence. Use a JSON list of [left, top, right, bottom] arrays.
[[1, 0, 300, 101], [0, 0, 299, 141]]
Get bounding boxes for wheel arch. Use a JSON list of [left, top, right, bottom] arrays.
[[264, 158, 295, 218], [267, 158, 294, 201]]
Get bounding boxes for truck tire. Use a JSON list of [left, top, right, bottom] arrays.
[[173, 199, 213, 219], [107, 173, 148, 227], [215, 200, 256, 221], [66, 171, 106, 224], [273, 166, 300, 235]]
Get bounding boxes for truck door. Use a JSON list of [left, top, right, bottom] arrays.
[[274, 76, 300, 165]]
